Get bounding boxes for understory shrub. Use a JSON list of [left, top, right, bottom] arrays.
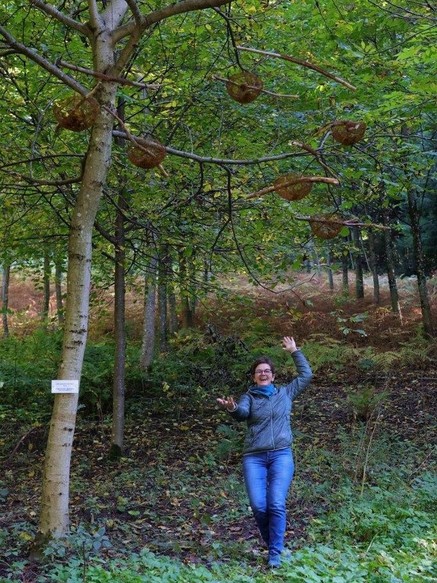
[[302, 335, 356, 373], [0, 330, 62, 421], [345, 384, 389, 421], [144, 327, 320, 413], [0, 332, 145, 420], [147, 328, 250, 393]]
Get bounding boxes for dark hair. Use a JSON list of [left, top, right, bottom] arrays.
[[250, 356, 276, 376]]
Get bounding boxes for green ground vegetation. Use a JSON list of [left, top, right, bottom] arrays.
[[0, 285, 436, 582]]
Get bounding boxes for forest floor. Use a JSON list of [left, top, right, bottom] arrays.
[[0, 272, 436, 581]]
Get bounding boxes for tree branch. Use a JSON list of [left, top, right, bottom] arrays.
[[0, 26, 89, 95], [57, 59, 160, 90], [214, 75, 299, 99], [124, 0, 142, 27], [30, 0, 90, 35], [112, 130, 307, 165], [162, 145, 306, 166], [112, 0, 234, 43], [295, 215, 390, 230], [110, 0, 234, 74], [291, 141, 337, 177], [236, 46, 357, 91], [3, 170, 82, 187], [101, 0, 130, 30], [106, 108, 169, 176], [247, 176, 340, 199]]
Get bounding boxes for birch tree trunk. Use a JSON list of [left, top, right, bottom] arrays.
[[37, 57, 120, 547]]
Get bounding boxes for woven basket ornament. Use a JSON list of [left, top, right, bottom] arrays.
[[127, 138, 167, 169], [332, 121, 366, 145], [273, 174, 313, 201], [310, 214, 343, 239], [226, 71, 263, 104], [53, 95, 100, 132]]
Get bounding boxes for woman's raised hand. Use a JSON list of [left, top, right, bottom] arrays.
[[281, 336, 297, 353], [217, 396, 237, 412]]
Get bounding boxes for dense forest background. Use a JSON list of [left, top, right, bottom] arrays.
[[0, 0, 436, 581], [1, 270, 436, 582]]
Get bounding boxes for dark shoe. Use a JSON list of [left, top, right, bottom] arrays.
[[267, 553, 281, 568]]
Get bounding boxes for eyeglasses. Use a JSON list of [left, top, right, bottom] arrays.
[[255, 369, 272, 375]]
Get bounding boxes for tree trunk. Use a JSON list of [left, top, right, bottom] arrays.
[[110, 186, 128, 459], [341, 250, 349, 295], [352, 227, 364, 299], [140, 256, 158, 370], [42, 251, 51, 321], [368, 230, 380, 305], [326, 248, 334, 291], [110, 95, 129, 458], [168, 287, 178, 335], [1, 263, 10, 338], [203, 258, 212, 285], [158, 245, 168, 352], [313, 246, 321, 278], [383, 226, 402, 318], [179, 250, 195, 328], [163, 247, 178, 336], [55, 259, 64, 325], [406, 189, 435, 337], [37, 75, 119, 541], [181, 296, 194, 328]]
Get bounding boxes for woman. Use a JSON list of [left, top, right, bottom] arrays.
[[217, 336, 312, 568]]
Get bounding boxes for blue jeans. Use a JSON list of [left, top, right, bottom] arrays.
[[242, 448, 294, 556]]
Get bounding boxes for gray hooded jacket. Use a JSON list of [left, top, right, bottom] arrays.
[[229, 350, 312, 455]]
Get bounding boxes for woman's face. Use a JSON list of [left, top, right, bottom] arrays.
[[253, 363, 275, 386]]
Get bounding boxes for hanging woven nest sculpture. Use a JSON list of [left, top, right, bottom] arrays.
[[309, 214, 343, 239], [273, 174, 313, 201], [331, 120, 366, 145], [127, 138, 167, 169], [53, 94, 100, 132], [226, 71, 263, 104]]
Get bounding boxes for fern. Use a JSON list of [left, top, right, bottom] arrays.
[[369, 351, 401, 371], [397, 340, 433, 367]]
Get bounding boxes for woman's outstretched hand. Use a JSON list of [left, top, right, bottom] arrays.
[[282, 336, 297, 353], [217, 396, 237, 412]]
